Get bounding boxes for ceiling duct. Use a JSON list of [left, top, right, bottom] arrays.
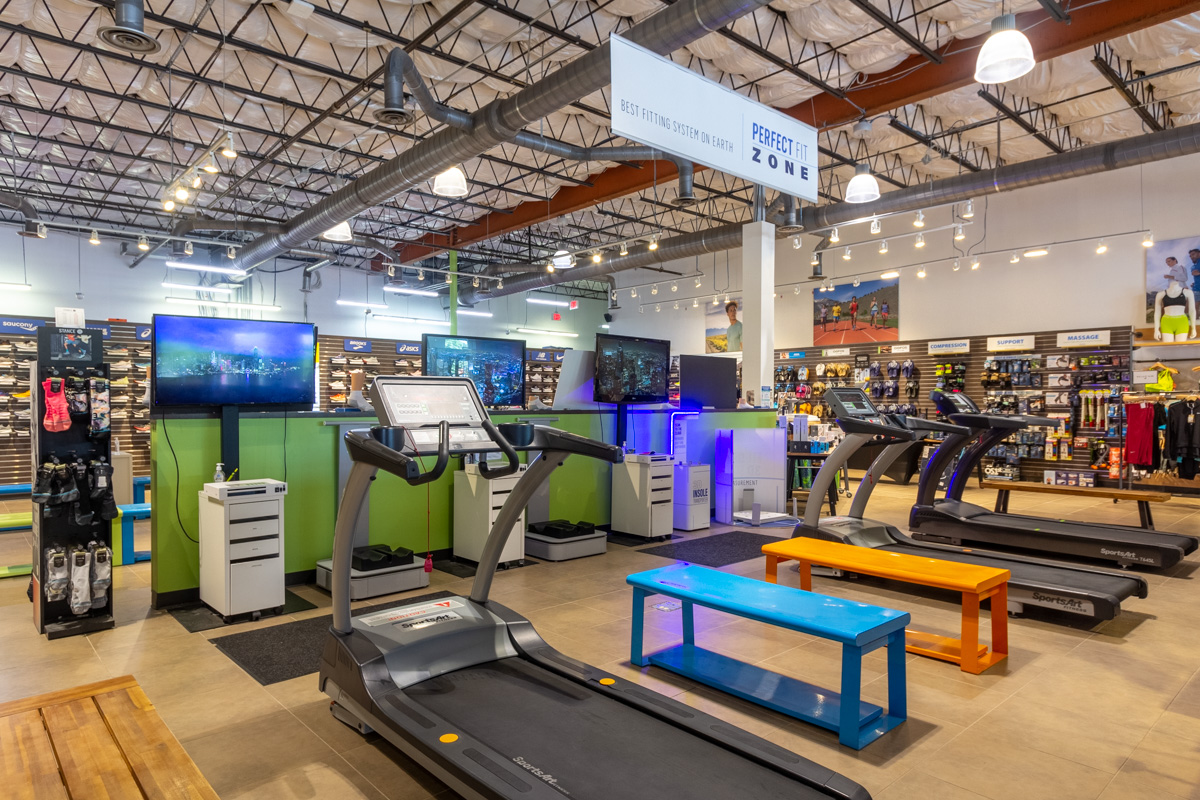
[[228, 0, 768, 273], [777, 195, 803, 234], [0, 192, 42, 237], [98, 0, 162, 55]]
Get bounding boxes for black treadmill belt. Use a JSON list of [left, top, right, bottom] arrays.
[[880, 544, 1139, 597], [408, 657, 834, 800]]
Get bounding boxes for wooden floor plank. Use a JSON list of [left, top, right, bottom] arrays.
[[42, 697, 145, 799], [95, 686, 220, 800], [0, 675, 138, 719], [0, 710, 69, 800]]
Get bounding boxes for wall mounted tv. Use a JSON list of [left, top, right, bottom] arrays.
[[152, 315, 316, 407], [422, 334, 526, 408], [593, 333, 670, 404]]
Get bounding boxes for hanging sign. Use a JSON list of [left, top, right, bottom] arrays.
[[343, 339, 372, 353], [610, 35, 818, 202], [878, 344, 910, 354], [396, 342, 422, 355], [987, 335, 1036, 352], [822, 347, 851, 357], [1057, 330, 1110, 348], [135, 325, 152, 341], [928, 339, 970, 355], [90, 324, 112, 339]]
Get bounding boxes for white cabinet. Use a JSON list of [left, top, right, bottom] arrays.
[[714, 428, 787, 524], [454, 466, 526, 565], [673, 463, 711, 531], [199, 480, 287, 621], [611, 454, 674, 538]]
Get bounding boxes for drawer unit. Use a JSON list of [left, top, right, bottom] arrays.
[[611, 454, 676, 539], [454, 466, 526, 565], [199, 479, 288, 622]]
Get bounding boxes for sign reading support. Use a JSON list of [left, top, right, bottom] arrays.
[[1057, 330, 1110, 348], [610, 35, 818, 202], [928, 339, 970, 355], [987, 335, 1036, 352]]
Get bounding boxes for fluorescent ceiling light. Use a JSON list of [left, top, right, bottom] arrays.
[[600, 324, 610, 329], [337, 299, 387, 309], [844, 164, 881, 204], [516, 328, 579, 338], [383, 285, 437, 297], [974, 14, 1035, 84], [455, 309, 493, 317], [372, 314, 451, 326], [322, 220, 354, 242], [162, 281, 234, 294], [0, 282, 32, 291], [526, 297, 569, 307], [880, 271, 900, 279], [164, 297, 280, 311], [165, 260, 247, 277], [1023, 248, 1050, 258]]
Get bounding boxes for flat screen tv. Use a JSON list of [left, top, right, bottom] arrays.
[[593, 333, 670, 404], [679, 354, 737, 409], [152, 315, 316, 407], [422, 334, 526, 408]]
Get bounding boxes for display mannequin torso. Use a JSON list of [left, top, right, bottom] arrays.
[[1154, 281, 1197, 342]]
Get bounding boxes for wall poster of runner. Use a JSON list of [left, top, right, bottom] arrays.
[[812, 277, 899, 345]]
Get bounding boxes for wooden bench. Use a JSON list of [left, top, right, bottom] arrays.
[[0, 675, 219, 800], [111, 503, 152, 566], [763, 538, 1010, 675], [981, 479, 1171, 530], [627, 563, 908, 749]]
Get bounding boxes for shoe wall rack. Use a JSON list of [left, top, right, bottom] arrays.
[[30, 326, 118, 639]]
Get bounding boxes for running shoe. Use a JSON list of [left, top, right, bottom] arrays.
[[133, 424, 150, 433], [330, 393, 347, 403], [395, 360, 409, 367], [106, 347, 129, 356], [363, 356, 379, 365], [329, 381, 347, 391], [111, 361, 132, 371], [331, 356, 347, 365], [14, 341, 36, 353], [331, 369, 347, 378], [347, 357, 365, 365], [12, 390, 29, 399], [0, 376, 15, 386], [110, 377, 130, 386], [110, 409, 129, 419]]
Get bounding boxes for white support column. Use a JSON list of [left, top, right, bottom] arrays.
[[741, 220, 775, 406]]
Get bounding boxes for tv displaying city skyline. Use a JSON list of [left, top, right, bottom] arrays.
[[152, 315, 316, 407], [593, 333, 670, 404], [422, 334, 525, 409]]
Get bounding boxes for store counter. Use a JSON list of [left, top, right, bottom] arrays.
[[148, 408, 774, 607]]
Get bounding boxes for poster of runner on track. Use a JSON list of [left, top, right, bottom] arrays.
[[812, 277, 899, 345]]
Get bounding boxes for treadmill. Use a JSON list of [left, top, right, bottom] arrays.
[[909, 390, 1198, 569], [320, 375, 870, 800], [794, 387, 1147, 621]]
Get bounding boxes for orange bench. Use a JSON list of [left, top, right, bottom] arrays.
[[762, 538, 1010, 674]]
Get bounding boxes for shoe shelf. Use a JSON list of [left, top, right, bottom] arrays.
[[318, 335, 422, 410], [525, 349, 564, 407]]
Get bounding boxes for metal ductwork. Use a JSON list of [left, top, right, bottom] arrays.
[[472, 119, 1200, 303], [804, 120, 1200, 232], [229, 0, 769, 273], [0, 192, 42, 237], [512, 133, 695, 205], [159, 218, 392, 262], [777, 195, 803, 234], [98, 0, 161, 55], [374, 49, 471, 129]]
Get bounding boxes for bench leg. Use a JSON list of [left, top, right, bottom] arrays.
[[960, 592, 982, 674], [630, 588, 648, 667], [994, 490, 1009, 514], [886, 629, 907, 722], [797, 560, 813, 592], [1139, 501, 1155, 530], [765, 555, 780, 585], [122, 516, 136, 568], [682, 601, 695, 647], [839, 644, 864, 749], [991, 583, 1009, 663]]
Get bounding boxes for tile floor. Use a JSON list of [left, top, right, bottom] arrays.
[[1, 483, 1199, 799]]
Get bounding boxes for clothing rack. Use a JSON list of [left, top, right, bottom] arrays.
[[1118, 391, 1200, 495]]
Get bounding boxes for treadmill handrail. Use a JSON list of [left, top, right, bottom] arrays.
[[478, 420, 521, 479], [899, 416, 972, 436]]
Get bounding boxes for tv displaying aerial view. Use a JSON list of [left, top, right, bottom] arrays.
[[594, 333, 670, 404], [422, 334, 525, 408], [152, 315, 316, 406]]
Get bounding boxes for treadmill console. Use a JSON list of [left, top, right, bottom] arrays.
[[370, 376, 495, 454], [930, 389, 978, 416], [826, 388, 889, 425]]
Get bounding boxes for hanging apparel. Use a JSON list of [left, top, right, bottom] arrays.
[[1147, 369, 1175, 392], [42, 378, 72, 432], [1124, 402, 1156, 468]]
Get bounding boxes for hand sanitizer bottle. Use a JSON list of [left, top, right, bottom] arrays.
[[213, 463, 226, 482]]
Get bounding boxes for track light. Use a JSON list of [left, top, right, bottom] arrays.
[[174, 185, 189, 202], [712, 296, 719, 305], [88, 229, 100, 245], [183, 241, 193, 256], [954, 224, 965, 241], [671, 282, 678, 292], [1023, 247, 1049, 258], [914, 233, 925, 248], [693, 297, 699, 307], [810, 252, 820, 267], [971, 258, 980, 270], [694, 276, 702, 288], [870, 218, 881, 235], [1010, 252, 1020, 263], [852, 277, 860, 287], [201, 153, 220, 174], [220, 131, 238, 159], [845, 163, 881, 204], [619, 242, 629, 256], [163, 197, 175, 212], [592, 250, 602, 264], [497, 278, 503, 289], [227, 245, 237, 259], [793, 285, 801, 295], [962, 199, 975, 219], [655, 303, 661, 313], [1096, 241, 1108, 255], [1143, 231, 1154, 248], [975, 13, 1035, 84], [881, 270, 900, 279], [472, 276, 480, 288], [648, 236, 658, 251], [952, 259, 960, 272], [547, 263, 555, 273], [724, 295, 729, 304], [673, 301, 679, 310], [843, 247, 852, 261], [631, 287, 638, 298], [417, 269, 425, 281], [651, 284, 659, 295], [137, 235, 149, 251], [917, 265, 926, 278], [913, 210, 925, 228], [830, 227, 840, 244], [190, 172, 202, 189], [639, 306, 645, 314], [792, 236, 801, 250], [878, 240, 888, 255]]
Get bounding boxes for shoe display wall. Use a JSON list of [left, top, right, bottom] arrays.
[[524, 349, 564, 408], [317, 335, 423, 411]]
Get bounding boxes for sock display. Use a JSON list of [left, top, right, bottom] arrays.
[[88, 541, 112, 609], [44, 546, 69, 602], [89, 378, 110, 437], [68, 546, 92, 615]]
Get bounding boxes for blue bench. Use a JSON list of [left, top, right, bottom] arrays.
[[133, 476, 151, 505], [627, 563, 909, 750], [0, 483, 31, 496], [111, 503, 152, 566]]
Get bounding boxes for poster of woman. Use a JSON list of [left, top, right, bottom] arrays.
[[1145, 234, 1200, 323], [812, 277, 900, 344]]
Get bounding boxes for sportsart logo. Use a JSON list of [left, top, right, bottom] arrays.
[[513, 757, 570, 795], [399, 612, 460, 630], [1031, 592, 1087, 612]]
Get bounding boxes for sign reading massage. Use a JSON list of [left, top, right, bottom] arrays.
[[1057, 330, 1111, 348], [610, 35, 818, 202], [928, 339, 970, 354], [987, 335, 1035, 352]]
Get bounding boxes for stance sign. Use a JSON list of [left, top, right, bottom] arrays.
[[610, 35, 818, 202]]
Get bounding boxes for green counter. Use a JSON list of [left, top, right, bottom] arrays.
[[149, 409, 775, 606]]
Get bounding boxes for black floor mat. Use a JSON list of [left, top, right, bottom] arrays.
[[638, 531, 786, 568], [607, 531, 681, 547], [432, 558, 537, 578], [167, 589, 317, 634], [209, 590, 454, 685]]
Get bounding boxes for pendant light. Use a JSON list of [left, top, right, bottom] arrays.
[[619, 242, 629, 256], [137, 235, 150, 251], [878, 240, 888, 255], [432, 166, 469, 197], [88, 229, 101, 245], [912, 210, 925, 228], [914, 232, 925, 248], [842, 247, 852, 261], [961, 199, 975, 219], [870, 218, 881, 235], [844, 163, 881, 204], [322, 220, 354, 242], [974, 13, 1035, 84], [829, 227, 840, 244], [1142, 231, 1155, 248]]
